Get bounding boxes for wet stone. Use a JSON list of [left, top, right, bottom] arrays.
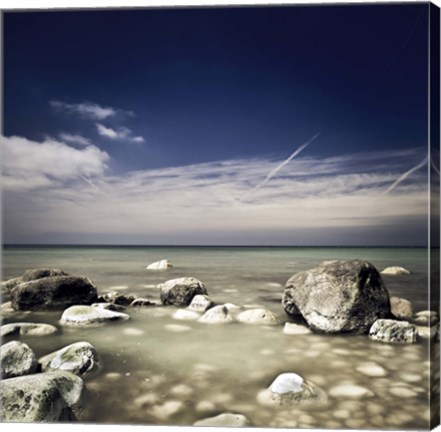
[[194, 413, 251, 427], [329, 384, 374, 399], [355, 362, 387, 377]]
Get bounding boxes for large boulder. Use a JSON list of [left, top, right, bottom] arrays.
[[11, 276, 98, 311], [60, 305, 130, 327], [282, 260, 391, 333], [194, 413, 251, 427], [1, 322, 58, 337], [39, 342, 99, 377], [369, 319, 417, 344], [390, 297, 414, 320], [146, 259, 173, 270], [159, 277, 207, 307], [236, 308, 279, 325], [1, 341, 38, 379], [0, 371, 86, 422]]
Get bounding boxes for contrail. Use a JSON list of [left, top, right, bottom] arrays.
[[240, 132, 320, 202], [383, 155, 428, 195], [79, 175, 99, 190]]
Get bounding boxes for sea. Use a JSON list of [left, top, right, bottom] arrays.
[[1, 246, 438, 429]]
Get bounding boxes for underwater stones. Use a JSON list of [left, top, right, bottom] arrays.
[[1, 322, 58, 337], [283, 322, 312, 335], [329, 384, 374, 399], [236, 308, 279, 325], [389, 386, 418, 398], [11, 276, 98, 310], [257, 372, 327, 407], [194, 413, 251, 427], [130, 298, 160, 307], [390, 297, 414, 320], [198, 305, 234, 324], [146, 259, 173, 270], [381, 266, 411, 275], [60, 305, 130, 326], [0, 371, 86, 422], [159, 277, 207, 307], [1, 341, 38, 379], [150, 400, 184, 420], [187, 294, 214, 313], [172, 309, 201, 321], [369, 319, 417, 344], [282, 260, 391, 333], [39, 341, 99, 377], [355, 362, 387, 377]]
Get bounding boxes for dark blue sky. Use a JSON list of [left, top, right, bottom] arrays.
[[2, 3, 433, 245]]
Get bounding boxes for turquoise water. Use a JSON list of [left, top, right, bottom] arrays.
[[1, 246, 436, 428]]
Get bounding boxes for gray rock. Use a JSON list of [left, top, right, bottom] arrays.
[[381, 266, 411, 275], [257, 372, 327, 407], [60, 305, 130, 326], [199, 305, 233, 324], [92, 302, 126, 312], [146, 259, 173, 270], [187, 294, 214, 313], [236, 308, 279, 325], [11, 276, 98, 310], [0, 371, 86, 422], [39, 341, 99, 377], [1, 322, 58, 337], [282, 260, 390, 333], [130, 298, 161, 307], [369, 319, 417, 344], [22, 268, 70, 282], [390, 297, 414, 320], [1, 341, 38, 379], [159, 277, 207, 307], [194, 413, 251, 427]]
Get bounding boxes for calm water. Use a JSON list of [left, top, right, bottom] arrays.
[[1, 246, 436, 428]]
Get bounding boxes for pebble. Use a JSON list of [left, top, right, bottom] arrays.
[[123, 327, 145, 336], [150, 400, 184, 420], [346, 419, 365, 428], [333, 410, 350, 419], [399, 372, 423, 383], [329, 384, 374, 399], [355, 362, 387, 377], [389, 387, 418, 398], [366, 402, 384, 415], [164, 324, 191, 332], [195, 401, 216, 412], [326, 421, 342, 429], [211, 393, 233, 404], [170, 384, 193, 397], [134, 393, 159, 407]]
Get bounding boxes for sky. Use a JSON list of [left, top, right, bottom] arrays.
[[2, 2, 438, 245]]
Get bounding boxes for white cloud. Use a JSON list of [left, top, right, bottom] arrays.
[[1, 135, 109, 191], [50, 100, 133, 120], [59, 133, 92, 147], [96, 123, 145, 143]]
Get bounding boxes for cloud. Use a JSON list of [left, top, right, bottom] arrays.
[[2, 135, 109, 191], [96, 123, 145, 143], [50, 100, 133, 120], [59, 133, 92, 147]]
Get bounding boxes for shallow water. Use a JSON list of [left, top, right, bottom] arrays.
[[1, 246, 437, 428]]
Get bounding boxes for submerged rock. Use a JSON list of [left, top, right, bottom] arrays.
[[283, 322, 312, 335], [1, 341, 38, 379], [199, 305, 233, 324], [0, 371, 86, 422], [60, 305, 130, 326], [11, 276, 98, 310], [146, 259, 173, 270], [99, 292, 137, 306], [236, 308, 279, 325], [187, 294, 214, 313], [159, 277, 207, 307], [369, 319, 417, 344], [257, 372, 327, 407], [381, 266, 411, 275], [355, 362, 387, 377], [39, 341, 99, 377], [329, 384, 374, 399], [1, 322, 58, 337], [194, 413, 251, 427], [150, 400, 184, 420], [173, 309, 201, 321], [130, 298, 161, 307], [390, 297, 414, 320], [282, 260, 390, 334]]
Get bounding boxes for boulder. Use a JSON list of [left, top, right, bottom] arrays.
[[0, 371, 86, 422], [130, 298, 161, 307], [282, 260, 391, 333], [172, 309, 201, 321], [283, 322, 312, 335], [146, 259, 173, 270], [257, 372, 327, 407], [390, 297, 414, 320], [194, 413, 251, 427], [1, 341, 38, 379], [187, 294, 214, 313], [369, 319, 417, 344], [60, 305, 130, 327], [236, 308, 279, 325], [380, 266, 411, 275], [159, 277, 207, 307], [22, 268, 70, 282], [199, 305, 234, 324], [39, 341, 99, 377], [1, 322, 58, 337], [11, 276, 98, 310]]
